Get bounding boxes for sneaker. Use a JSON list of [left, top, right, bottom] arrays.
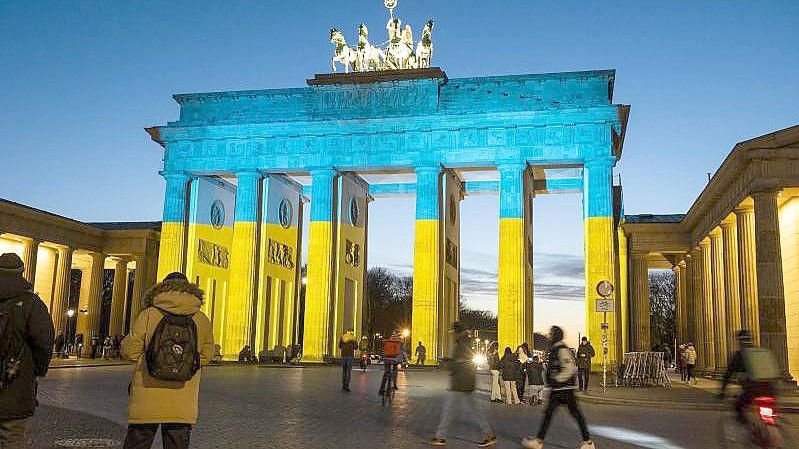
[[579, 440, 595, 449], [521, 437, 543, 449], [430, 437, 446, 446], [477, 433, 496, 447]]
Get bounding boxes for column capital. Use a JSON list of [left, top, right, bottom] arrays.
[[495, 162, 527, 172], [678, 260, 687, 268], [720, 220, 736, 230], [709, 227, 722, 238], [699, 238, 710, 248], [734, 204, 754, 214], [583, 156, 616, 168], [90, 252, 106, 263], [234, 169, 262, 180]]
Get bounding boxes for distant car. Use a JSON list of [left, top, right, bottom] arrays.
[[370, 353, 382, 364]]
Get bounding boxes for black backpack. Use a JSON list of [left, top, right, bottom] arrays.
[[145, 308, 200, 382], [0, 298, 26, 389]]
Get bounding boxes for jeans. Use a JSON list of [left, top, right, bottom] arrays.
[[123, 424, 191, 449], [503, 380, 520, 404], [0, 419, 27, 449], [517, 369, 527, 400], [416, 355, 425, 365], [489, 370, 503, 401], [577, 368, 590, 390], [686, 364, 695, 382], [341, 356, 354, 388], [537, 389, 590, 441], [435, 391, 493, 439]]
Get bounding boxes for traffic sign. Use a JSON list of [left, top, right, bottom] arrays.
[[596, 298, 615, 313]]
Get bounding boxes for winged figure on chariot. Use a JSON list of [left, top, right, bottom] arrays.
[[329, 0, 434, 73]]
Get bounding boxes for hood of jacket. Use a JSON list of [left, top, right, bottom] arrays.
[[142, 280, 204, 315], [0, 274, 32, 300]]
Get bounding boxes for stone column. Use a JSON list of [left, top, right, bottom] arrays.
[[700, 239, 715, 372], [157, 172, 190, 280], [82, 252, 106, 339], [710, 229, 728, 371], [721, 220, 742, 355], [224, 170, 262, 359], [21, 238, 41, 285], [497, 163, 533, 352], [583, 158, 619, 365], [108, 258, 129, 337], [752, 190, 790, 377], [675, 262, 688, 344], [51, 246, 74, 334], [128, 254, 148, 324], [302, 168, 338, 362], [735, 206, 759, 344], [630, 254, 650, 351], [411, 166, 443, 363], [684, 255, 695, 344]]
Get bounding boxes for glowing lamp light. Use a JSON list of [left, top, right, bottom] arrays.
[[301, 277, 308, 285], [402, 329, 409, 337], [66, 309, 75, 318], [472, 354, 486, 366]]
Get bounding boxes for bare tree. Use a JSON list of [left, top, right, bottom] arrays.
[[649, 270, 675, 351]]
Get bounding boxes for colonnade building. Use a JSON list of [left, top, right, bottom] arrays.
[[623, 124, 799, 380], [0, 198, 159, 344]]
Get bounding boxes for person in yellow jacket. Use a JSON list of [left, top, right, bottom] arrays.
[[121, 272, 215, 449]]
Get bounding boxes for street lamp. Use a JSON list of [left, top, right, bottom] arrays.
[[64, 309, 76, 358], [301, 277, 308, 285], [402, 328, 409, 338]]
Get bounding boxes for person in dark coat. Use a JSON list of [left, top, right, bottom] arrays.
[[500, 347, 521, 404], [338, 330, 357, 391], [74, 333, 84, 359], [487, 343, 503, 402], [576, 337, 595, 391], [0, 253, 54, 447], [527, 355, 545, 405], [431, 321, 496, 446]]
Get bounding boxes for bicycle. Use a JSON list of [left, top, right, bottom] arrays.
[[380, 357, 399, 406], [717, 395, 795, 449]]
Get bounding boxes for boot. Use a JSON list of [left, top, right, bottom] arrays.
[[521, 437, 543, 449]]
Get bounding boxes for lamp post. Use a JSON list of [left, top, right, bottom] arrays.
[[64, 309, 75, 358]]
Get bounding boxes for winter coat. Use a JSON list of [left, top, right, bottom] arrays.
[[545, 341, 577, 390], [488, 352, 501, 371], [500, 353, 521, 381], [576, 343, 595, 370], [527, 360, 545, 385], [121, 279, 214, 425], [447, 331, 476, 391], [685, 347, 697, 365], [338, 332, 357, 358], [0, 274, 54, 420]]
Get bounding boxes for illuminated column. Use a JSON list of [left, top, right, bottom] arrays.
[[675, 262, 687, 344], [583, 158, 618, 367], [302, 168, 338, 362], [441, 170, 464, 357], [735, 206, 759, 344], [721, 220, 742, 355], [690, 247, 707, 370], [497, 163, 533, 352], [630, 254, 650, 351], [684, 255, 695, 344], [752, 189, 790, 377], [128, 254, 148, 323], [157, 172, 190, 280], [22, 238, 41, 285], [81, 252, 107, 339], [223, 170, 262, 358], [411, 166, 443, 363], [700, 238, 716, 372], [617, 227, 630, 354], [108, 258, 129, 337], [52, 246, 74, 334], [710, 229, 727, 371]]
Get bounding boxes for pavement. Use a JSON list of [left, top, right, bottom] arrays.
[[577, 371, 799, 412], [23, 364, 799, 448], [49, 357, 132, 369]]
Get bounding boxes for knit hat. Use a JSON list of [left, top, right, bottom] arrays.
[[0, 253, 24, 275]]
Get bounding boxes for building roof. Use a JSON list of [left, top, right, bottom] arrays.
[[88, 221, 162, 231], [624, 214, 685, 224]]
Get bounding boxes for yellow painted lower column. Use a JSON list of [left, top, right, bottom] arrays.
[[498, 217, 529, 351], [411, 219, 441, 362], [617, 227, 629, 355], [304, 221, 335, 362], [585, 216, 618, 368]]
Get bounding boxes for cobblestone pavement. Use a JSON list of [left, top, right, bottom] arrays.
[[28, 365, 798, 448]]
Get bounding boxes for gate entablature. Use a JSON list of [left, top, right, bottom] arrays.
[[147, 68, 628, 175]]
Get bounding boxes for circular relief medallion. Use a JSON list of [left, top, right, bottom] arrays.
[[278, 198, 292, 229], [349, 197, 360, 225], [210, 200, 225, 230]]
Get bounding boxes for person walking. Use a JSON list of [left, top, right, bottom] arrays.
[[522, 326, 594, 449], [120, 272, 214, 449], [527, 355, 545, 405], [684, 342, 697, 384], [0, 253, 54, 448], [431, 321, 496, 446], [677, 344, 687, 382], [339, 329, 357, 392], [415, 341, 427, 366], [74, 333, 84, 359], [500, 347, 521, 405], [576, 337, 595, 392], [487, 343, 503, 403], [516, 344, 532, 402]]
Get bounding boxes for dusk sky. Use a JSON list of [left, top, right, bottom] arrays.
[[2, 1, 797, 339]]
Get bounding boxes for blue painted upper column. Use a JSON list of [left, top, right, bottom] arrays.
[[583, 157, 614, 218], [498, 163, 527, 219], [162, 172, 190, 223], [234, 170, 262, 222], [415, 166, 442, 220], [310, 168, 338, 222]]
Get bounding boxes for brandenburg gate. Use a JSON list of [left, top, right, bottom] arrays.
[[146, 66, 629, 363]]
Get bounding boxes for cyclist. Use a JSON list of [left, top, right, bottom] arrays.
[[719, 330, 780, 424], [378, 355, 399, 395]]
